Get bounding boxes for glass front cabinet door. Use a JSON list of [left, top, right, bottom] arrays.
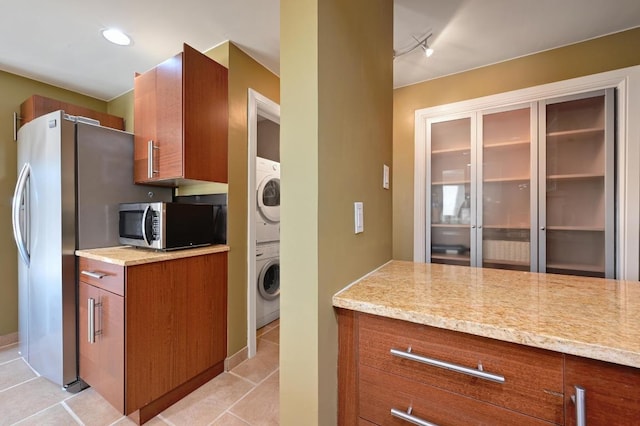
[[426, 88, 615, 278], [539, 89, 615, 278], [427, 114, 474, 266], [478, 105, 536, 272]]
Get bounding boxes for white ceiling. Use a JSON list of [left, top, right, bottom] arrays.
[[1, 1, 639, 101]]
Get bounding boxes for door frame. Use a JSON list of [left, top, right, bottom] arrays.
[[413, 66, 640, 280], [247, 88, 280, 358]]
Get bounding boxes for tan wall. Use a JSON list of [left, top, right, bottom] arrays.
[[107, 90, 134, 132], [222, 43, 280, 355], [393, 27, 640, 261], [280, 0, 393, 423], [0, 70, 110, 337]]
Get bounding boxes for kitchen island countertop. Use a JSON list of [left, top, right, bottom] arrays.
[[76, 244, 229, 266], [333, 260, 640, 368]]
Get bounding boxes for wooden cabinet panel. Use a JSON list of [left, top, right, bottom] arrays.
[[21, 94, 124, 130], [78, 251, 227, 424], [360, 365, 555, 426], [564, 355, 640, 425], [359, 313, 564, 423], [79, 257, 125, 296], [134, 43, 228, 186], [133, 68, 158, 183], [124, 252, 228, 413], [79, 281, 125, 413]]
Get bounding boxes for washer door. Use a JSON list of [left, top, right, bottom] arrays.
[[258, 259, 280, 301], [257, 176, 280, 223]]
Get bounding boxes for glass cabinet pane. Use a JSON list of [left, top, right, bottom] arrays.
[[543, 93, 609, 278], [481, 107, 531, 271], [429, 117, 471, 266]]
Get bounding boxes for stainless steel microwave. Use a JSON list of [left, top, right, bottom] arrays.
[[119, 202, 214, 250]]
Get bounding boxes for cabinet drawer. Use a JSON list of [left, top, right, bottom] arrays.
[[359, 365, 556, 425], [359, 314, 563, 423], [564, 355, 640, 425], [78, 257, 124, 296]]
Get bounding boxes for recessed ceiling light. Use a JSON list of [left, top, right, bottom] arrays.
[[102, 28, 131, 46]]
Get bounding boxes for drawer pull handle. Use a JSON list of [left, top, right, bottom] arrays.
[[81, 270, 107, 279], [390, 347, 505, 383], [391, 407, 439, 426], [571, 385, 586, 426]]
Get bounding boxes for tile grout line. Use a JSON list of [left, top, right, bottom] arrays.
[[223, 368, 280, 424], [0, 375, 39, 393], [60, 400, 84, 425]]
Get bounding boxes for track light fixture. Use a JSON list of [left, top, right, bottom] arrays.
[[393, 32, 434, 60]]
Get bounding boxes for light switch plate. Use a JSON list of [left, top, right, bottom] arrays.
[[383, 164, 390, 189], [354, 202, 364, 233]]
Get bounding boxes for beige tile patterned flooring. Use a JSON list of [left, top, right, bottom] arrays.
[[0, 320, 279, 426]]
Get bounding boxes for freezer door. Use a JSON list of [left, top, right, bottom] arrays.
[[76, 123, 172, 249]]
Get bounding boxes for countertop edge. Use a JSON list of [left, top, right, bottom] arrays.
[[332, 296, 640, 369], [76, 245, 230, 266]]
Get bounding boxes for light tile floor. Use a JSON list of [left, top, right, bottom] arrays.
[[0, 320, 279, 426]]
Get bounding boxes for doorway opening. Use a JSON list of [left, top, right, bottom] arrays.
[[247, 89, 280, 358]]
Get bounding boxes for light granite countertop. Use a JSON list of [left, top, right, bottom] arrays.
[[333, 260, 640, 369], [76, 244, 230, 266]]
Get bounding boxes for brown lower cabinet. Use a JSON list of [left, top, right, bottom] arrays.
[[78, 252, 227, 424], [337, 309, 640, 425]]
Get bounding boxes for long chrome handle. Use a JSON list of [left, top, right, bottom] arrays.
[[391, 407, 439, 426], [571, 385, 586, 426], [88, 298, 96, 343], [81, 270, 107, 279], [390, 348, 505, 383], [88, 297, 103, 344], [147, 140, 159, 179], [12, 163, 31, 266], [141, 205, 152, 245]]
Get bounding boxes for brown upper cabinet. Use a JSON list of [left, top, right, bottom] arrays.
[[134, 43, 228, 186], [21, 94, 125, 130]]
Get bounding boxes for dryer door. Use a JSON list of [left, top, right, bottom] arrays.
[[257, 175, 280, 223], [258, 259, 280, 301]]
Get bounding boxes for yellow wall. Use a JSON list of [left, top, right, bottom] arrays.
[[280, 0, 393, 423], [0, 70, 111, 337], [393, 27, 640, 261], [222, 43, 280, 355]]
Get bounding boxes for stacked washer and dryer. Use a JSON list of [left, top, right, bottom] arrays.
[[256, 157, 280, 329]]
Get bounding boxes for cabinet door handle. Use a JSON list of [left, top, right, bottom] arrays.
[[147, 140, 159, 179], [81, 270, 106, 279], [571, 385, 586, 426], [391, 407, 439, 426], [88, 297, 103, 344], [390, 348, 505, 383], [88, 298, 96, 343]]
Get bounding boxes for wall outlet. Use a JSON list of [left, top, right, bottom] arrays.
[[354, 202, 364, 234]]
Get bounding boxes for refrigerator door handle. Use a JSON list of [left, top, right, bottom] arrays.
[[12, 162, 31, 266]]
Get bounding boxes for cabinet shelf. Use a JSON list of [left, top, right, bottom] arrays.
[[547, 173, 604, 180], [547, 262, 604, 273], [432, 180, 471, 185], [547, 127, 604, 140], [483, 176, 529, 183], [482, 225, 530, 230], [432, 146, 470, 155], [431, 223, 470, 228], [483, 139, 530, 149], [483, 258, 529, 267], [546, 226, 604, 232], [431, 253, 470, 263]]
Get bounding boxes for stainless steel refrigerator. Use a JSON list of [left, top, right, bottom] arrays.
[[11, 110, 172, 390]]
